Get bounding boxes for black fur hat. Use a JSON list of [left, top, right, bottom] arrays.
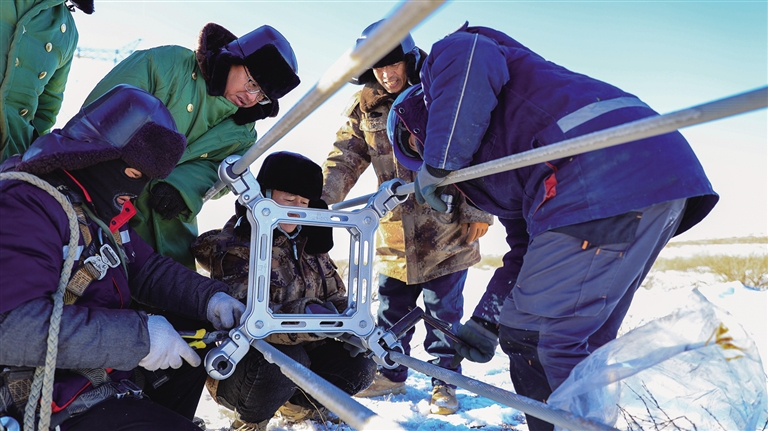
[[233, 152, 332, 254], [68, 0, 94, 14], [256, 151, 322, 200], [17, 84, 186, 179], [196, 23, 300, 125]]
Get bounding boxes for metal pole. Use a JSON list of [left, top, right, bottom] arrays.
[[332, 86, 767, 210], [203, 0, 447, 201], [388, 351, 618, 431], [251, 339, 405, 431]]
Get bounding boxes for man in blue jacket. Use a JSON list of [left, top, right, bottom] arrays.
[[388, 23, 718, 431]]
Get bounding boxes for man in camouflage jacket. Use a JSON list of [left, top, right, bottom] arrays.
[[322, 22, 493, 415], [192, 152, 376, 430]]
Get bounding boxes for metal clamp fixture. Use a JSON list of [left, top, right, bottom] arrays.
[[205, 328, 252, 381], [366, 178, 407, 218], [205, 155, 405, 379]]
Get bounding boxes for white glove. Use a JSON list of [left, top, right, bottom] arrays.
[[206, 291, 245, 330], [139, 315, 201, 371]]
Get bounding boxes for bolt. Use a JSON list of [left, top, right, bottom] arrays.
[[255, 320, 264, 329], [262, 209, 270, 216], [359, 321, 367, 328], [364, 217, 372, 225]]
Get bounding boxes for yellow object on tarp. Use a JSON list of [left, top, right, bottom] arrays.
[[548, 288, 767, 431]]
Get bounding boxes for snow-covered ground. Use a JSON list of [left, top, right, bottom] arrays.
[[194, 242, 768, 430]]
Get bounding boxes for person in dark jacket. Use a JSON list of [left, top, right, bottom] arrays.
[[388, 23, 718, 431], [192, 151, 376, 431], [0, 84, 245, 431]]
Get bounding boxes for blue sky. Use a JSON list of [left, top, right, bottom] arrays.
[[61, 1, 767, 244]]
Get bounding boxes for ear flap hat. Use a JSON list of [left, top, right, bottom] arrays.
[[252, 151, 333, 254], [18, 84, 186, 179], [387, 83, 427, 171], [196, 23, 301, 124], [350, 20, 424, 87]]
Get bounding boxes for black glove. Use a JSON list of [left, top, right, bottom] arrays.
[[306, 301, 342, 339], [454, 317, 499, 363], [305, 301, 338, 314], [149, 183, 187, 220]]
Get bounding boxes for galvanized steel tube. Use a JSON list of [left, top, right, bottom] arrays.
[[251, 339, 405, 431], [388, 351, 618, 431], [332, 86, 767, 210]]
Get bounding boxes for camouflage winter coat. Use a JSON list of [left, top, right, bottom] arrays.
[[322, 82, 493, 284], [192, 214, 346, 345]]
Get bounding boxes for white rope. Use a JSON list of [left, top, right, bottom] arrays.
[[0, 172, 80, 431]]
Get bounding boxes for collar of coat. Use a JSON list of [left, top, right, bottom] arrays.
[[360, 82, 396, 114]]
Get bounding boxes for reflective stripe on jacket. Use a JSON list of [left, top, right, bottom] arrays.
[[408, 23, 717, 238]]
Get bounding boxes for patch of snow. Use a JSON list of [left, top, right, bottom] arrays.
[[195, 252, 768, 431]]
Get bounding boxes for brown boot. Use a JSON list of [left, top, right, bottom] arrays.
[[276, 400, 335, 423], [430, 384, 459, 415], [230, 418, 269, 431], [354, 372, 406, 398]]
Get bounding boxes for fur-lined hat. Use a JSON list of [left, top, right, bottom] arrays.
[[350, 20, 425, 86], [256, 151, 322, 200], [253, 151, 332, 254], [17, 84, 186, 179], [196, 23, 300, 125]]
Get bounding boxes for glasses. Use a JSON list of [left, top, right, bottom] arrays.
[[243, 66, 271, 105]]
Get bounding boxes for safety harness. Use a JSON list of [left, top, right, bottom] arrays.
[[62, 203, 130, 305], [0, 172, 141, 431]]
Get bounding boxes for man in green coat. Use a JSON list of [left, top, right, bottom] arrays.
[[83, 23, 301, 269], [0, 0, 94, 162]]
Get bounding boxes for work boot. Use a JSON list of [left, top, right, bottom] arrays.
[[230, 418, 269, 431], [354, 372, 406, 398], [430, 384, 459, 415], [276, 400, 332, 423]]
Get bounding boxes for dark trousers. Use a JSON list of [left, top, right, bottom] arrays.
[[376, 271, 465, 386], [59, 353, 208, 430], [133, 313, 212, 420], [139, 357, 209, 420], [61, 397, 202, 431], [215, 340, 376, 424], [498, 199, 686, 431]]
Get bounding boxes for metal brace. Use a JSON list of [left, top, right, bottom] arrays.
[[206, 155, 407, 379], [367, 178, 408, 218]]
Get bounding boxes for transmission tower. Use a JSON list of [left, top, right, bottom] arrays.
[[74, 39, 142, 64]]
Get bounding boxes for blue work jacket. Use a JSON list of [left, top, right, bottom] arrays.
[[398, 23, 718, 239]]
